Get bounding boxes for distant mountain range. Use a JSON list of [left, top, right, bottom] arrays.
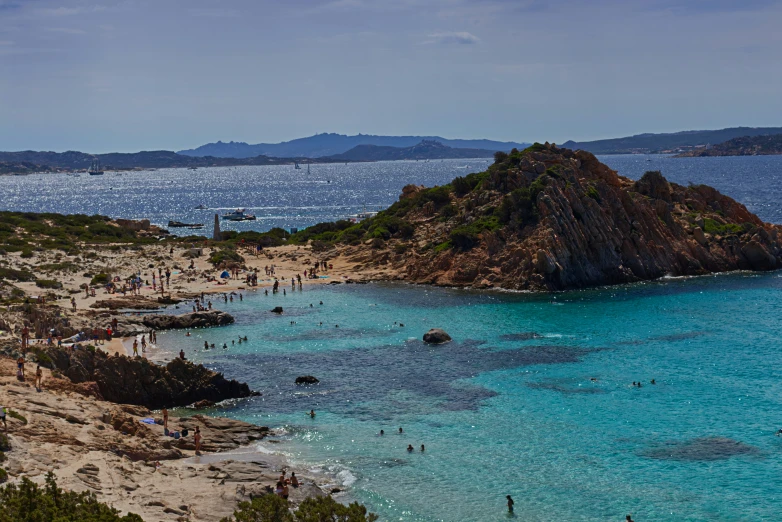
[[178, 133, 528, 158], [674, 133, 782, 157], [562, 127, 782, 154], [0, 150, 340, 172], [327, 140, 496, 161]]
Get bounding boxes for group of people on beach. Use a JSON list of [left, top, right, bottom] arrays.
[[275, 469, 299, 499], [131, 330, 157, 357]]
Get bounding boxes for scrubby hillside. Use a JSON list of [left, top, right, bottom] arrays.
[[301, 143, 782, 291]]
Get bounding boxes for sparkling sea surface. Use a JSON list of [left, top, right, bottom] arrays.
[[3, 154, 782, 519]]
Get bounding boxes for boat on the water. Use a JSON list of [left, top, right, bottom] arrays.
[[294, 162, 302, 170], [349, 206, 379, 222], [168, 220, 205, 228], [188, 166, 198, 170], [88, 159, 104, 175], [194, 204, 208, 210], [222, 208, 257, 221]]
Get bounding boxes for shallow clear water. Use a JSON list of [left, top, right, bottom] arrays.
[[2, 154, 781, 231], [158, 273, 782, 521]]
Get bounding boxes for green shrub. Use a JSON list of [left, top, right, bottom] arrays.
[[220, 493, 378, 522], [586, 185, 601, 202], [90, 273, 110, 286], [448, 216, 500, 251], [0, 468, 6, 484], [0, 473, 143, 521], [35, 279, 62, 290], [34, 349, 54, 369], [0, 451, 5, 463], [7, 410, 27, 425], [703, 219, 743, 236], [209, 249, 245, 266], [0, 267, 35, 282], [0, 434, 9, 452], [20, 248, 34, 259]]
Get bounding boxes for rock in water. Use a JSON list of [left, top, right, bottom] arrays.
[[295, 375, 319, 385], [43, 347, 257, 409], [271, 307, 283, 314], [142, 311, 234, 330], [423, 328, 452, 344]]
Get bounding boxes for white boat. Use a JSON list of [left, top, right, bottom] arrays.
[[349, 206, 379, 222], [222, 208, 257, 221]]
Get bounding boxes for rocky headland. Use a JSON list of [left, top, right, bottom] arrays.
[[315, 143, 782, 290], [675, 133, 782, 157]]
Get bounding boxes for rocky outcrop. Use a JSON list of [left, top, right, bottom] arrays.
[[41, 347, 257, 409], [141, 310, 234, 330], [271, 307, 283, 314], [295, 375, 319, 385], [337, 144, 782, 291], [423, 328, 452, 344]]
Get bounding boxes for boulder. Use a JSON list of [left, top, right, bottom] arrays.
[[423, 328, 452, 344], [142, 311, 234, 330], [295, 375, 319, 385], [42, 347, 258, 409], [271, 307, 283, 314]]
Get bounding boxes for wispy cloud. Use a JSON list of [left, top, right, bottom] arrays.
[[188, 8, 240, 18], [45, 27, 87, 35], [423, 31, 480, 45], [35, 5, 106, 17]]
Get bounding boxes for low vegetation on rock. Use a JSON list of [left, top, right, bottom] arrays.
[[292, 143, 782, 290], [220, 494, 378, 522]]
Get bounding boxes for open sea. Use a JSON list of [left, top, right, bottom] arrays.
[[4, 154, 782, 520]]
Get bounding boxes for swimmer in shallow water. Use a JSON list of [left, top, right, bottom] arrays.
[[308, 410, 316, 418], [407, 444, 414, 452]]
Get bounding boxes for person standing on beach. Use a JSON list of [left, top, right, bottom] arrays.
[[194, 427, 202, 455], [506, 495, 514, 513], [71, 297, 77, 312], [132, 339, 139, 356], [0, 407, 6, 432], [162, 408, 169, 430], [21, 325, 29, 352], [35, 365, 43, 390], [16, 356, 25, 379]]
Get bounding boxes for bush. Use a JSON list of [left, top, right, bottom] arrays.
[[35, 279, 62, 290], [0, 473, 143, 521], [0, 468, 6, 484], [90, 273, 110, 286], [220, 494, 378, 522], [209, 249, 245, 266], [34, 349, 54, 369], [703, 219, 743, 236], [0, 434, 9, 452], [0, 267, 35, 282], [7, 410, 27, 425], [448, 216, 500, 251], [20, 248, 34, 259]]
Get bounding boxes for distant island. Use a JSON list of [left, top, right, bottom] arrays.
[[0, 140, 501, 175], [178, 132, 529, 159], [562, 126, 782, 155], [674, 133, 782, 157], [326, 140, 495, 161]]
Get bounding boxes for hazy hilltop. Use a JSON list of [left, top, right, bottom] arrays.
[[178, 133, 529, 158], [326, 140, 496, 161], [675, 134, 782, 157], [563, 127, 782, 154]]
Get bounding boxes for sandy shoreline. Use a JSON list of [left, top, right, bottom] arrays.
[[0, 240, 378, 519]]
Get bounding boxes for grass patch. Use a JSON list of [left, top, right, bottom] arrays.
[[209, 249, 245, 266], [35, 279, 62, 290], [703, 219, 743, 236], [90, 273, 110, 286], [0, 267, 35, 282], [7, 410, 27, 425]]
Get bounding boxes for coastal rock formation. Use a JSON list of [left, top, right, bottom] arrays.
[[295, 375, 319, 385], [334, 144, 782, 291], [675, 133, 782, 157], [141, 310, 234, 330], [41, 347, 256, 409], [271, 306, 284, 314], [423, 328, 452, 344]]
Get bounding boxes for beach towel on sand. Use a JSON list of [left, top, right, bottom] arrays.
[[140, 417, 156, 425]]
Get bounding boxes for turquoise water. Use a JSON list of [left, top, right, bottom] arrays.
[[158, 272, 782, 521]]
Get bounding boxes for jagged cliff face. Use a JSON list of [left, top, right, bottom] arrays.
[[343, 144, 782, 291]]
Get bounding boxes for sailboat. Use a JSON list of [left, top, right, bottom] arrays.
[[294, 162, 302, 170], [307, 161, 310, 174], [88, 159, 104, 176]]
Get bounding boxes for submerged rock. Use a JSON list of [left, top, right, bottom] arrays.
[[641, 436, 761, 461], [423, 328, 452, 344], [295, 375, 319, 385], [271, 306, 284, 314]]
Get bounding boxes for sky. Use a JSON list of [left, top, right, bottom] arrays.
[[1, 0, 781, 153]]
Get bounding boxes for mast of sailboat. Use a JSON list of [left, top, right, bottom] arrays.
[[307, 161, 310, 174]]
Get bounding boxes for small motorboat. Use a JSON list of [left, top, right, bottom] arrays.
[[222, 208, 257, 221], [194, 204, 208, 210]]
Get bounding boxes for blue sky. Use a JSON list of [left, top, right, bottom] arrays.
[[1, 0, 781, 152]]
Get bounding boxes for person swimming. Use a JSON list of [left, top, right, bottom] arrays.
[[398, 427, 403, 434], [420, 444, 425, 452], [379, 430, 384, 436], [309, 410, 315, 418], [407, 444, 414, 452], [507, 495, 514, 513]]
